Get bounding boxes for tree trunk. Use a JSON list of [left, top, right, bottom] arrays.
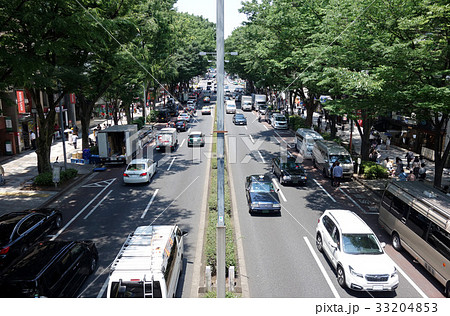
[[432, 114, 450, 188], [355, 110, 374, 160]]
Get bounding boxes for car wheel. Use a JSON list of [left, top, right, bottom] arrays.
[[316, 233, 323, 252], [20, 244, 29, 254], [323, 168, 328, 178], [54, 214, 63, 229], [392, 232, 402, 251], [337, 265, 346, 288], [89, 257, 97, 274], [445, 282, 450, 298]]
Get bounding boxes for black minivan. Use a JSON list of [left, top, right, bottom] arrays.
[[0, 240, 98, 298]]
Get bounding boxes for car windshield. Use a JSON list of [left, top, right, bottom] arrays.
[[250, 181, 275, 193], [330, 155, 352, 163], [127, 164, 145, 171], [275, 116, 286, 122], [281, 162, 303, 170], [342, 234, 383, 255], [235, 114, 244, 118]]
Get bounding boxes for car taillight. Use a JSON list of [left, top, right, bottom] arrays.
[[123, 173, 129, 177], [140, 172, 148, 176], [0, 247, 10, 255]]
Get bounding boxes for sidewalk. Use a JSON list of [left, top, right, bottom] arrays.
[[0, 117, 110, 214], [311, 112, 450, 193]]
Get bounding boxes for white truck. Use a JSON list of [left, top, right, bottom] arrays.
[[155, 127, 178, 152], [241, 95, 252, 111], [107, 225, 186, 298], [252, 94, 267, 111], [97, 125, 138, 165]]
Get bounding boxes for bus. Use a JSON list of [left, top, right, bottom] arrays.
[[295, 128, 323, 159], [378, 181, 450, 297]]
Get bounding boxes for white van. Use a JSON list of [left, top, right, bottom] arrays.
[[226, 100, 236, 114], [155, 127, 178, 152], [107, 225, 186, 298], [312, 140, 353, 178], [295, 128, 323, 159]]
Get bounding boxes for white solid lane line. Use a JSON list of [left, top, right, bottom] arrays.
[[303, 236, 341, 298], [258, 150, 266, 164], [249, 134, 255, 144], [83, 189, 113, 220], [338, 187, 372, 214], [180, 138, 186, 148], [273, 130, 293, 148], [50, 178, 116, 241], [313, 179, 337, 203], [167, 157, 176, 171], [271, 178, 287, 202], [141, 189, 159, 219]]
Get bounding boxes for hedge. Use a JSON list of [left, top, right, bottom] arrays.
[[33, 168, 79, 186]]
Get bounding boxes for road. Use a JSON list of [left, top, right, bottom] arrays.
[[47, 90, 214, 298], [225, 89, 442, 298]]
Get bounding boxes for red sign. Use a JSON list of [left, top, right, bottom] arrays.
[[70, 93, 76, 104], [16, 90, 26, 114]]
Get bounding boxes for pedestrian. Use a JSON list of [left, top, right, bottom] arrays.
[[385, 137, 391, 150], [407, 170, 416, 181], [0, 164, 5, 185], [398, 168, 407, 181], [72, 133, 78, 149], [412, 156, 420, 177], [30, 130, 36, 150], [405, 150, 414, 169], [332, 161, 343, 187], [330, 161, 337, 187], [418, 163, 427, 181], [395, 157, 404, 176]]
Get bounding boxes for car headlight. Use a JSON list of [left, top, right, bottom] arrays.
[[349, 266, 363, 278], [272, 203, 281, 208], [251, 202, 259, 207], [391, 267, 397, 278], [283, 175, 291, 180]]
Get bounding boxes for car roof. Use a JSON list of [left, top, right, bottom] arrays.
[[129, 159, 150, 164], [189, 131, 203, 136], [247, 174, 272, 183], [325, 210, 373, 234]]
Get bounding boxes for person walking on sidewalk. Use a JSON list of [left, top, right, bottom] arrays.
[[30, 131, 36, 150], [330, 161, 337, 187], [385, 137, 391, 150], [72, 133, 78, 149], [418, 163, 427, 181], [405, 150, 414, 169], [395, 157, 404, 176], [332, 161, 343, 187], [398, 168, 407, 181], [0, 164, 5, 185]]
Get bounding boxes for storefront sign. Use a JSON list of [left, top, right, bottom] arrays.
[[16, 90, 26, 113]]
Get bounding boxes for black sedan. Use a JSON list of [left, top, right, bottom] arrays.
[[272, 157, 307, 185], [175, 120, 187, 132], [232, 113, 247, 125], [245, 175, 281, 215], [0, 209, 62, 267]]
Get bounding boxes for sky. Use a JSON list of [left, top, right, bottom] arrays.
[[175, 0, 247, 38]]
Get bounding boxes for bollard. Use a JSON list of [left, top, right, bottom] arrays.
[[205, 266, 211, 292], [228, 266, 235, 292]]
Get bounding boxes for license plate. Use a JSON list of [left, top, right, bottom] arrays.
[[373, 285, 383, 291]]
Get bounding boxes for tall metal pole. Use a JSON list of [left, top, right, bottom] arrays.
[[143, 82, 147, 124], [58, 84, 67, 171], [216, 0, 226, 298]]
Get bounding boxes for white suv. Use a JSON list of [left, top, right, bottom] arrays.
[[316, 210, 399, 292]]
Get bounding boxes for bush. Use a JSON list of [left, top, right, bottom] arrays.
[[288, 115, 308, 131], [148, 110, 158, 123], [361, 161, 389, 179], [33, 168, 78, 186]]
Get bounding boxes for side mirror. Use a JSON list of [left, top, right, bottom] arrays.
[[380, 242, 386, 248], [329, 241, 338, 249]]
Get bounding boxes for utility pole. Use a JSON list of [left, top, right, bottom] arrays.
[[216, 0, 226, 298]]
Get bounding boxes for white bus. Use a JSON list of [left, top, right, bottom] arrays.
[[378, 181, 450, 297], [107, 225, 186, 298], [295, 128, 323, 159]]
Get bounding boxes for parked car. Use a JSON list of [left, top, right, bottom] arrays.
[[202, 106, 211, 115], [0, 209, 62, 267], [0, 240, 98, 297], [271, 156, 307, 185], [316, 209, 399, 292], [203, 96, 210, 103], [232, 113, 247, 125], [175, 120, 187, 132], [245, 175, 281, 215], [123, 159, 157, 184], [271, 113, 288, 129], [187, 131, 205, 147]]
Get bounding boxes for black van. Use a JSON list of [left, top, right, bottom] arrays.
[[0, 240, 98, 298]]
